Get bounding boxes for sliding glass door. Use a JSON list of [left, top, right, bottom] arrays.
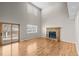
[[2, 24, 11, 44], [0, 23, 2, 45], [0, 23, 20, 45], [12, 24, 19, 43]]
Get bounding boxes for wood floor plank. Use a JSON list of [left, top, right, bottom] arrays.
[[0, 37, 78, 56]]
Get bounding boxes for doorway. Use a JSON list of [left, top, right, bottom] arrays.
[[0, 22, 20, 45]]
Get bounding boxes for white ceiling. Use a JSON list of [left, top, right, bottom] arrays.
[[32, 2, 79, 20], [67, 2, 79, 20], [32, 2, 62, 9]]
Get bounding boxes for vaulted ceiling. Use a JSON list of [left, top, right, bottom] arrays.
[[32, 2, 61, 9], [67, 2, 79, 20], [32, 2, 79, 20]]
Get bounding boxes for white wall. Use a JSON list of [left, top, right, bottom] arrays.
[[0, 2, 76, 43], [75, 10, 79, 55], [42, 2, 76, 43], [0, 2, 41, 40]]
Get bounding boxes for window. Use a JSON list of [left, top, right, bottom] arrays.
[[27, 24, 38, 33]]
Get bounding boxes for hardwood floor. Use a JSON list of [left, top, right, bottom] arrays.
[[0, 37, 78, 56]]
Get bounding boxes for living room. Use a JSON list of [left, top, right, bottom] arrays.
[[0, 2, 79, 56]]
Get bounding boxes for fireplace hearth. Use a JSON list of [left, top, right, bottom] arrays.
[[46, 27, 61, 42]]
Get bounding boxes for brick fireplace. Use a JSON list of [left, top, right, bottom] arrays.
[[46, 27, 61, 42]]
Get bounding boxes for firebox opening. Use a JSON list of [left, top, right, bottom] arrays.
[[49, 32, 56, 38]]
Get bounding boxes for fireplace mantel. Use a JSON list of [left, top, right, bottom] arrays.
[[46, 27, 61, 42]]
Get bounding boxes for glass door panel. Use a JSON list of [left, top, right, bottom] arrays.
[[2, 24, 11, 44], [0, 23, 2, 46], [12, 25, 19, 43]]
